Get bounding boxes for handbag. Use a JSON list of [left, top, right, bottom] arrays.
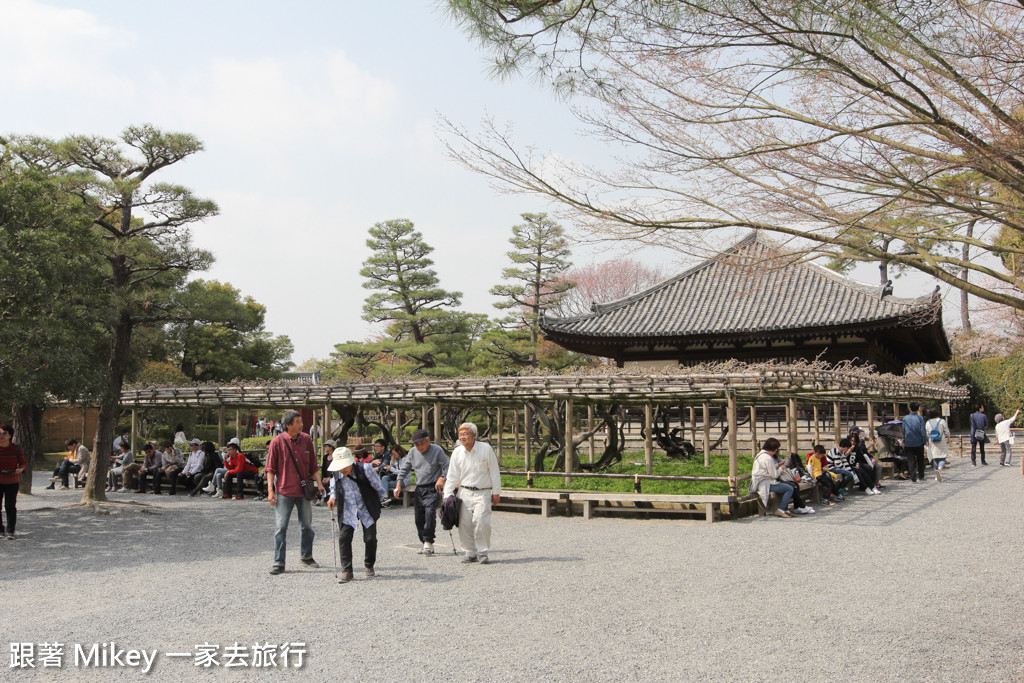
[[977, 430, 989, 443], [282, 438, 319, 501]]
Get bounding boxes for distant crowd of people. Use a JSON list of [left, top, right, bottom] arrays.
[[751, 401, 1019, 518]]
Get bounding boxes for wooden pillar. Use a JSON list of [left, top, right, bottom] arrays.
[[421, 406, 428, 431], [524, 403, 532, 469], [813, 405, 821, 445], [727, 394, 738, 488], [565, 399, 575, 484], [833, 401, 842, 443], [644, 403, 654, 475], [689, 407, 696, 445], [749, 406, 758, 456], [892, 402, 900, 422], [513, 409, 520, 458], [81, 408, 87, 443], [236, 408, 242, 443], [787, 399, 798, 453], [217, 405, 226, 446], [588, 404, 595, 464], [130, 408, 137, 454], [433, 402, 441, 447], [867, 403, 875, 441], [323, 405, 332, 444], [394, 408, 401, 444], [496, 407, 504, 465], [702, 403, 711, 467]]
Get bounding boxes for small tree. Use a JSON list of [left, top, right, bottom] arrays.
[[489, 213, 574, 366], [349, 218, 469, 374], [0, 149, 108, 492], [553, 258, 666, 318], [11, 125, 218, 503]]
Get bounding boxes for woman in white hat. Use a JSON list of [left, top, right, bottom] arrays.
[[327, 447, 388, 583]]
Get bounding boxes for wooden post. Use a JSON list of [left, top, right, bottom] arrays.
[[81, 408, 87, 443], [323, 405, 332, 444], [394, 408, 401, 444], [787, 399, 798, 453], [892, 402, 900, 422], [433, 402, 441, 447], [867, 403, 875, 440], [644, 403, 654, 475], [421, 406, 428, 431], [813, 405, 820, 445], [565, 400, 575, 484], [727, 394, 738, 489], [833, 401, 842, 443], [513, 409, 520, 458], [217, 405, 226, 446], [524, 403, 532, 469], [749, 406, 758, 456], [497, 407, 504, 465], [130, 408, 137, 453], [588, 404, 595, 464], [236, 408, 242, 443], [689, 407, 696, 445], [702, 402, 711, 467]]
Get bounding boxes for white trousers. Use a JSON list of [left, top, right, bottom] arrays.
[[457, 488, 492, 557]]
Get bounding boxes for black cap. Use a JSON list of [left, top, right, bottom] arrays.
[[412, 429, 430, 442]]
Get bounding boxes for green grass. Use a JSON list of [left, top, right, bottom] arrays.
[[498, 451, 753, 495]]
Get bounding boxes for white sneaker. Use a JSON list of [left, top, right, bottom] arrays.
[[209, 489, 221, 497], [872, 487, 882, 494], [202, 485, 215, 494], [864, 488, 875, 495], [804, 506, 815, 514], [117, 487, 130, 493]]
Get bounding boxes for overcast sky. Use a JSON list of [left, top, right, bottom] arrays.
[[2, 0, 969, 364]]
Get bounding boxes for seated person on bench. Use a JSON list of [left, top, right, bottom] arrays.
[[806, 444, 842, 503], [378, 444, 409, 499], [189, 441, 221, 497], [221, 442, 258, 499], [750, 437, 796, 518], [176, 438, 206, 494], [136, 442, 162, 493], [826, 440, 857, 494], [848, 429, 883, 492], [50, 439, 90, 490], [107, 441, 134, 492]]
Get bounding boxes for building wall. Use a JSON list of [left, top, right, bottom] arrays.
[[41, 407, 99, 452]]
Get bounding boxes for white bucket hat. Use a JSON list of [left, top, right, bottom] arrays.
[[327, 447, 355, 472]]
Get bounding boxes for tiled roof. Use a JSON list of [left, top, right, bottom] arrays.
[[541, 232, 942, 342]]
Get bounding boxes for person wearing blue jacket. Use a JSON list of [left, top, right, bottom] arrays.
[[969, 405, 989, 466], [902, 403, 928, 482]]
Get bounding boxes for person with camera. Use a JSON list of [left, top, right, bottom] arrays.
[[264, 410, 323, 575]]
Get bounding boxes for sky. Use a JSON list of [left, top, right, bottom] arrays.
[[1, 0, 970, 364]]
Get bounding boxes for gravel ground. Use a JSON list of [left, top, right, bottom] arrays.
[[2, 460, 1023, 682]]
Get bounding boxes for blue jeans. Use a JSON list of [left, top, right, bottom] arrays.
[[274, 494, 314, 567], [769, 483, 794, 511], [830, 468, 855, 489]]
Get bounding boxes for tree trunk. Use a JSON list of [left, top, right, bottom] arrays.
[[961, 221, 975, 332], [82, 311, 133, 504], [12, 403, 42, 494]]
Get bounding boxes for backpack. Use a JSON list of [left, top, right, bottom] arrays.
[[929, 419, 943, 443]]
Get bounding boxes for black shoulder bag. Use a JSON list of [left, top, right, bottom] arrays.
[[282, 438, 319, 501]]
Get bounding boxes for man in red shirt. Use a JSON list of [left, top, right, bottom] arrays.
[[264, 410, 323, 575]]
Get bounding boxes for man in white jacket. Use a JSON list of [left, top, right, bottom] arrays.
[[443, 422, 501, 564], [995, 409, 1020, 466]]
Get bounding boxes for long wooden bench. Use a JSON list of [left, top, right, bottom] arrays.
[[566, 491, 733, 523], [493, 490, 567, 518]]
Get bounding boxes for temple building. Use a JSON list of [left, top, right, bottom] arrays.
[[540, 232, 951, 374]]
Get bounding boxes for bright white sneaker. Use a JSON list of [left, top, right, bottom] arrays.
[[864, 488, 875, 495], [116, 487, 130, 493], [872, 487, 882, 494], [202, 485, 215, 494], [209, 489, 221, 497]]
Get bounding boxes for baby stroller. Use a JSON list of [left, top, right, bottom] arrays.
[[875, 421, 911, 479]]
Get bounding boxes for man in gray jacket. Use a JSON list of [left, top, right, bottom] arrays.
[[394, 429, 448, 555]]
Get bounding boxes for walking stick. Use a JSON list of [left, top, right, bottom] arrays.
[[448, 529, 457, 555], [331, 510, 339, 582]]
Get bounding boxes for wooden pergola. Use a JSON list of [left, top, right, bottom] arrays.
[[118, 363, 968, 495]]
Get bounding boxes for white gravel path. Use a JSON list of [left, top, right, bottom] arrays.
[[2, 460, 1023, 682]]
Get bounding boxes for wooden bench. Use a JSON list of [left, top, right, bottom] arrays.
[[493, 490, 567, 518], [566, 491, 733, 524]]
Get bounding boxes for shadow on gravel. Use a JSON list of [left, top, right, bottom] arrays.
[[810, 464, 1001, 527], [4, 502, 273, 581]]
